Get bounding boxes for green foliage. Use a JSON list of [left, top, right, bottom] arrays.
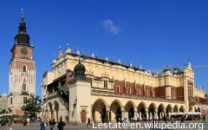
[[0, 109, 6, 114], [21, 95, 42, 118]]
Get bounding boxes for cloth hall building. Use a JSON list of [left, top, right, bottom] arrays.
[[41, 47, 208, 124]]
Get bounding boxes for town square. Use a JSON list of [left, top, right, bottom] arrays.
[[0, 0, 208, 130]]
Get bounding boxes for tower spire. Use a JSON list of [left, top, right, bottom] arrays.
[[21, 8, 24, 22], [14, 8, 31, 46], [188, 59, 192, 68]]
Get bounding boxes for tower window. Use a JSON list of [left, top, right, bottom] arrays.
[[10, 98, 13, 104], [22, 65, 27, 72], [22, 84, 27, 91], [23, 97, 27, 104]]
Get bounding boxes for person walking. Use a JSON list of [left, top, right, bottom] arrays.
[[87, 117, 91, 127], [49, 118, 56, 130], [7, 119, 13, 130], [57, 119, 65, 130], [40, 119, 45, 130], [1, 118, 6, 130]]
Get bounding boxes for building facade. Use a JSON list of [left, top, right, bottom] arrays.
[[0, 93, 8, 113], [8, 14, 36, 115], [42, 46, 208, 124]]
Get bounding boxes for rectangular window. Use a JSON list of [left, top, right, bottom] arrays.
[[151, 87, 154, 97], [137, 89, 140, 96], [145, 91, 149, 97], [10, 98, 13, 104], [23, 97, 27, 104], [104, 81, 108, 89], [116, 86, 120, 93], [128, 88, 131, 95], [172, 90, 176, 99]]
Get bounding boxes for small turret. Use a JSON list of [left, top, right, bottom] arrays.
[[74, 59, 86, 78]]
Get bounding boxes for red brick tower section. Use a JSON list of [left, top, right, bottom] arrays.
[[8, 11, 36, 116]]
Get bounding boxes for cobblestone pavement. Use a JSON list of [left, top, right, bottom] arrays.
[[9, 120, 208, 130]]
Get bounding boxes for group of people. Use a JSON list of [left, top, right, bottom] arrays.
[[1, 118, 13, 130], [40, 118, 66, 130]]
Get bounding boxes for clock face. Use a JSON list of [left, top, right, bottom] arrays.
[[21, 47, 28, 55]]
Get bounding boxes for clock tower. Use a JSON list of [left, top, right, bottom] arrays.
[[8, 11, 36, 115]]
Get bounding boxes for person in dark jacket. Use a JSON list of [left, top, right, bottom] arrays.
[[57, 119, 65, 130], [1, 118, 6, 130], [87, 117, 91, 127], [49, 118, 56, 130], [40, 119, 46, 130]]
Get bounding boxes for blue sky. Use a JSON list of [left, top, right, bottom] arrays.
[[0, 0, 208, 96]]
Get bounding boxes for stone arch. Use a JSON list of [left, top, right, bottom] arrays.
[[22, 65, 27, 72], [158, 103, 165, 120], [137, 101, 147, 121], [93, 98, 108, 108], [92, 98, 108, 123], [158, 103, 165, 112], [195, 106, 200, 112], [53, 101, 59, 121], [173, 105, 179, 112], [179, 105, 185, 112], [148, 103, 157, 111], [148, 103, 157, 120], [111, 99, 123, 108], [110, 100, 123, 122], [125, 100, 136, 121], [48, 102, 53, 118], [166, 104, 172, 119]]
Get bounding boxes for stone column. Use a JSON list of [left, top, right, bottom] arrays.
[[163, 110, 166, 117], [126, 112, 129, 121], [106, 111, 110, 122], [146, 110, 149, 121], [154, 109, 158, 120], [106, 106, 110, 122], [121, 111, 125, 121], [53, 109, 57, 121], [134, 111, 137, 121]]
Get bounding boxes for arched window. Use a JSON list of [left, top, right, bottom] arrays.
[[22, 65, 27, 72], [22, 84, 27, 91], [10, 98, 13, 104]]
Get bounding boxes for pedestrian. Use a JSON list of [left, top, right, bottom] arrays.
[[87, 117, 91, 127], [7, 119, 13, 130], [1, 118, 6, 130], [203, 115, 206, 122], [57, 119, 65, 130], [164, 115, 167, 123], [49, 118, 56, 130], [40, 119, 45, 130]]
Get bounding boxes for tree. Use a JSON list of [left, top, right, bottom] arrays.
[[21, 95, 42, 118], [0, 109, 6, 114]]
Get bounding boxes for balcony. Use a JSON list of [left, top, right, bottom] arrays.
[[47, 92, 58, 99]]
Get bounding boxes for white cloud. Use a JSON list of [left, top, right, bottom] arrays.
[[102, 19, 120, 34]]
